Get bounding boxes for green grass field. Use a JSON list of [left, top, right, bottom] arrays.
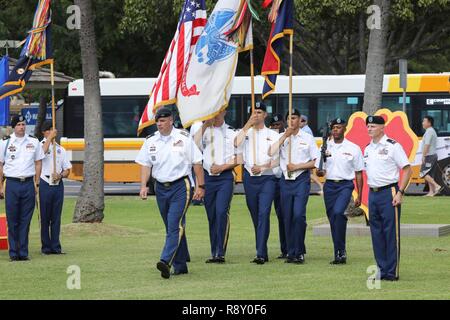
[[0, 195, 449, 300]]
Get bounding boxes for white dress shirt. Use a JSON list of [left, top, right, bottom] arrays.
[[135, 128, 203, 183], [200, 123, 237, 175], [315, 138, 364, 180], [239, 126, 280, 176], [0, 133, 45, 178], [280, 130, 319, 180], [40, 138, 72, 184], [364, 135, 410, 188]]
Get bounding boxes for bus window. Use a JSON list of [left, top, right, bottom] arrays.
[[226, 96, 242, 129], [278, 96, 310, 120], [64, 96, 149, 138], [381, 95, 413, 122], [421, 108, 450, 136], [317, 96, 360, 127]]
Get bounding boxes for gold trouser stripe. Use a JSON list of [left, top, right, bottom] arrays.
[[391, 187, 400, 278], [223, 194, 233, 252], [168, 178, 191, 266]]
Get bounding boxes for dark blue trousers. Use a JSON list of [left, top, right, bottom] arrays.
[[368, 185, 401, 279], [5, 179, 36, 258], [39, 179, 64, 253], [323, 180, 354, 255], [155, 177, 193, 273], [280, 171, 310, 258], [243, 170, 275, 259], [204, 170, 234, 258], [274, 178, 287, 255]]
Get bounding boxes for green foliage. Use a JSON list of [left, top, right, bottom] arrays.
[[0, 0, 449, 79], [0, 195, 449, 299]]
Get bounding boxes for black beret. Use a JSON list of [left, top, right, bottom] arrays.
[[285, 109, 301, 120], [254, 101, 266, 112], [155, 107, 172, 121], [269, 114, 283, 125], [330, 118, 346, 127], [41, 120, 53, 132], [10, 114, 25, 128], [366, 115, 385, 125]]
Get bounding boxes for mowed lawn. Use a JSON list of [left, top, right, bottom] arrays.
[[0, 195, 449, 300]]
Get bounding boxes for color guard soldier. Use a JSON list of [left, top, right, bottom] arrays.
[[316, 118, 364, 264], [364, 115, 412, 281], [269, 114, 287, 259], [235, 102, 279, 264], [0, 115, 45, 261], [193, 110, 238, 264], [136, 107, 205, 279], [269, 109, 319, 264], [39, 121, 72, 255]]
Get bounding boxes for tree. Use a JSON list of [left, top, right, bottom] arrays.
[[363, 0, 391, 115], [73, 0, 104, 223]]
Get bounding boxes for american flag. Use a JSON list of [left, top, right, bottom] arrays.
[[138, 0, 207, 134]]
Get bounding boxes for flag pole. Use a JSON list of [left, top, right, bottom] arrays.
[[288, 32, 293, 178], [250, 48, 257, 166], [50, 61, 56, 179]]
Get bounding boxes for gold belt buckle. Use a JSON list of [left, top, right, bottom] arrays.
[[163, 182, 171, 187], [373, 187, 379, 192], [19, 177, 26, 182]]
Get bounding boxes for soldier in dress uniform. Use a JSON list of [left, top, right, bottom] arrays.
[[234, 102, 280, 264], [0, 115, 45, 261], [364, 115, 412, 281], [316, 118, 364, 264], [136, 107, 205, 279], [193, 110, 238, 264], [269, 114, 287, 259], [39, 121, 72, 255], [269, 109, 319, 264]]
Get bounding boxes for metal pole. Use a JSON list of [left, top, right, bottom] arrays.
[[287, 32, 294, 179], [50, 61, 57, 178], [250, 49, 257, 166]]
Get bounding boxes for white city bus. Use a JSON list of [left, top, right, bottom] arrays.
[[62, 74, 450, 193]]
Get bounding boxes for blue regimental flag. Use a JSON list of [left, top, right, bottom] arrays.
[[0, 55, 10, 126], [261, 0, 294, 99], [0, 0, 52, 100]]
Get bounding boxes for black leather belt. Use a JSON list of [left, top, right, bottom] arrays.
[[157, 176, 188, 188], [370, 183, 398, 192], [6, 176, 34, 182], [326, 179, 351, 183]]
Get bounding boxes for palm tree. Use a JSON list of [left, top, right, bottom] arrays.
[[73, 0, 104, 223], [363, 0, 391, 115]]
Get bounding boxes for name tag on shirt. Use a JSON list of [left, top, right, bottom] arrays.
[[173, 140, 184, 151]]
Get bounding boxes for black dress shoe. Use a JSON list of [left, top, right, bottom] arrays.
[[285, 257, 295, 263], [294, 255, 305, 264], [19, 256, 30, 261], [52, 251, 66, 255], [254, 257, 265, 265], [172, 269, 188, 276], [156, 261, 171, 279], [205, 257, 217, 263], [41, 251, 52, 255], [216, 256, 225, 263], [10, 256, 19, 262], [277, 253, 287, 259], [382, 276, 399, 281]]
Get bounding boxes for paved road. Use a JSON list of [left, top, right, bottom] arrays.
[[64, 180, 431, 197]]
